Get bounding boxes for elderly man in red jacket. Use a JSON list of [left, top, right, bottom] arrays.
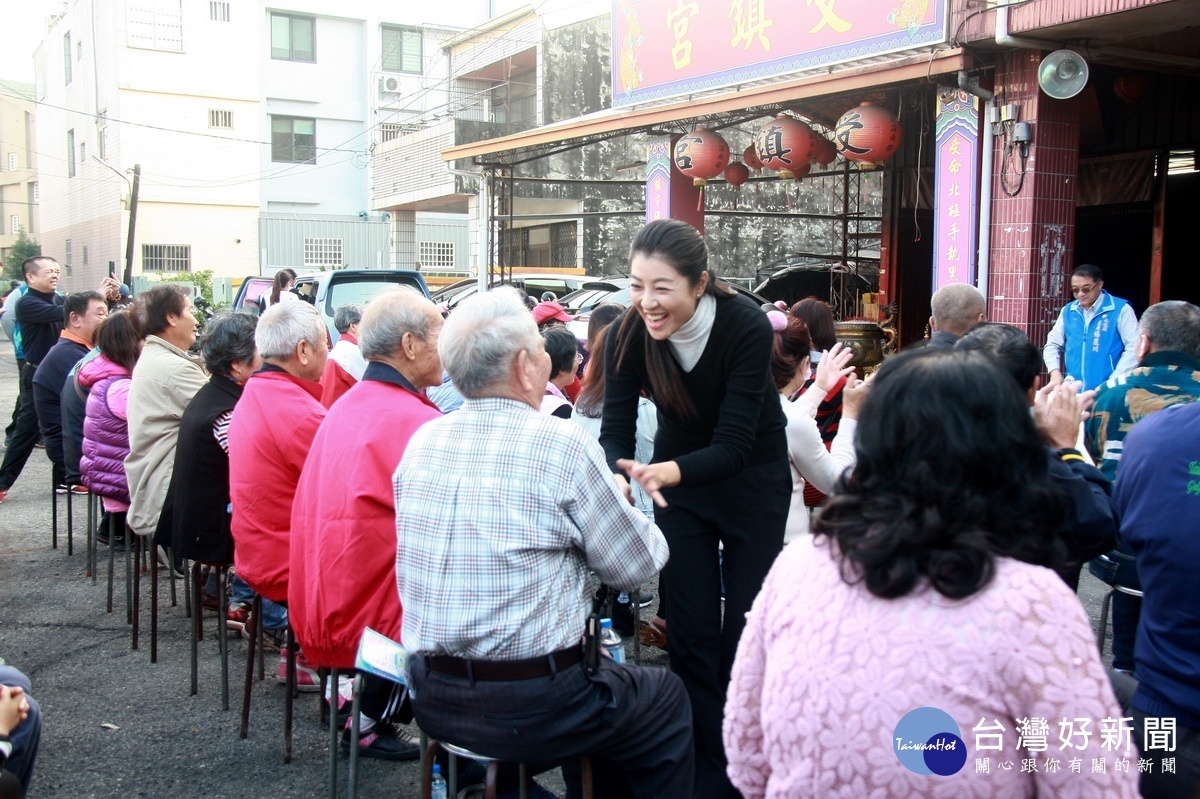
[[228, 301, 328, 686], [290, 288, 443, 761]]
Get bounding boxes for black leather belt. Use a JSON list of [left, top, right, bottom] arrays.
[[424, 646, 582, 681]]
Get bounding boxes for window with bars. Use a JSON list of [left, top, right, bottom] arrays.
[[418, 241, 455, 270], [65, 240, 73, 276], [128, 0, 184, 52], [142, 244, 191, 272], [271, 116, 315, 163], [209, 109, 233, 129], [500, 222, 577, 267], [271, 13, 314, 62], [209, 1, 230, 22], [7, 153, 15, 170], [382, 25, 421, 73], [379, 123, 402, 143], [63, 32, 72, 84], [10, 216, 18, 235], [67, 130, 76, 177], [32, 183, 38, 202], [303, 237, 343, 268]]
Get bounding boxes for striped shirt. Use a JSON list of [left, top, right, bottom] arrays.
[[394, 396, 668, 660], [213, 409, 233, 454]]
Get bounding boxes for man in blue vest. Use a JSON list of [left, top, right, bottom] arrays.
[[1043, 264, 1139, 391]]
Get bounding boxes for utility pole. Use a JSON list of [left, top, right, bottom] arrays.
[[123, 164, 140, 289]]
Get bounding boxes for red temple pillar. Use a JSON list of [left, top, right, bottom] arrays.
[[985, 49, 1082, 348]]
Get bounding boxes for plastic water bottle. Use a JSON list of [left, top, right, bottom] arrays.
[[431, 763, 448, 799], [600, 617, 625, 664]]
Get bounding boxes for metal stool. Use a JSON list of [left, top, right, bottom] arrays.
[[1097, 583, 1145, 657], [239, 595, 298, 764], [190, 562, 232, 710], [421, 739, 593, 799]]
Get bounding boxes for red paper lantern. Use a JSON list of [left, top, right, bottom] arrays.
[[812, 136, 837, 167], [834, 102, 902, 167], [755, 115, 815, 180], [723, 161, 750, 188], [1113, 74, 1148, 104], [673, 129, 731, 187], [742, 144, 763, 171]]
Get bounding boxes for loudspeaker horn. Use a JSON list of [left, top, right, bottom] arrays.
[[1038, 50, 1090, 99]]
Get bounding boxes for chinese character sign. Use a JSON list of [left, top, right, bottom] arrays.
[[612, 0, 948, 105], [932, 88, 980, 291]]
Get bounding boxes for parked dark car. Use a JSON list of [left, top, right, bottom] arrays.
[[559, 277, 770, 339]]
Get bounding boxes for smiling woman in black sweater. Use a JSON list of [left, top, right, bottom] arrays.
[[600, 219, 790, 799]]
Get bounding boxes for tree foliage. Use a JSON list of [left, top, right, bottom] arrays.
[[4, 228, 41, 281]]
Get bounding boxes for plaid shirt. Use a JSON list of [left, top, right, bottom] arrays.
[[394, 396, 668, 660]]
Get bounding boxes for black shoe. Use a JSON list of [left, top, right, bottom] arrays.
[[97, 533, 127, 552], [340, 726, 421, 761], [628, 589, 655, 606]]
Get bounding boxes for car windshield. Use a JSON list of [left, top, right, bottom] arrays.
[[326, 275, 423, 311]]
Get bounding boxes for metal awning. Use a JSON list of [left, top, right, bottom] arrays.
[[442, 48, 968, 166]]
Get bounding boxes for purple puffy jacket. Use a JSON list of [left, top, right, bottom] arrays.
[[80, 355, 132, 504]]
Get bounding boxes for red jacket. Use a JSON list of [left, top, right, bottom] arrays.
[[228, 367, 326, 603], [289, 365, 441, 668], [320, 333, 362, 408]]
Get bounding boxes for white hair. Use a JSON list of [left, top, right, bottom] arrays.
[[440, 287, 541, 398], [358, 287, 434, 360], [256, 300, 325, 359]]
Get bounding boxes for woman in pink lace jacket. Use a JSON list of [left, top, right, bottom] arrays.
[[724, 348, 1138, 799]]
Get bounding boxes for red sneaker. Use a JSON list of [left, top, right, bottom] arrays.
[[277, 648, 321, 692]]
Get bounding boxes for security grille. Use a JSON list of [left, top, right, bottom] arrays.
[[418, 241, 455, 269], [304, 237, 343, 268], [142, 244, 191, 273]]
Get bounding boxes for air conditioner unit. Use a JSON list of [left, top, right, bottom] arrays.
[[381, 75, 403, 94]]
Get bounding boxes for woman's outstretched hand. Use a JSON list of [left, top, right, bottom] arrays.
[[617, 459, 681, 509]]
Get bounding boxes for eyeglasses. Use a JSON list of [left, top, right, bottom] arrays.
[[574, 352, 584, 363], [1071, 284, 1098, 295]]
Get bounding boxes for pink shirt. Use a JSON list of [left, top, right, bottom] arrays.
[[724, 535, 1139, 799]]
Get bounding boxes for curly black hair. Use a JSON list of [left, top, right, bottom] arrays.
[[812, 348, 1068, 600]]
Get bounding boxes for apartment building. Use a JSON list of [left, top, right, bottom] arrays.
[[32, 0, 492, 290], [0, 80, 38, 273]]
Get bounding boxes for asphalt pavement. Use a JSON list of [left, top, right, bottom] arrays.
[[0, 341, 1114, 799]]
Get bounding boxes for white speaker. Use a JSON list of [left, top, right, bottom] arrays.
[[1038, 50, 1090, 99]]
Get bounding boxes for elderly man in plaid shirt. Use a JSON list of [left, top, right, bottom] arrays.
[[394, 288, 694, 799]]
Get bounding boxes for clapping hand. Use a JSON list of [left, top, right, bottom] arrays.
[[1033, 379, 1093, 451], [814, 342, 857, 394]]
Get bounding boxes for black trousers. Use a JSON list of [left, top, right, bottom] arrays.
[[410, 655, 695, 799], [0, 362, 41, 492], [4, 357, 25, 442], [656, 458, 790, 799]]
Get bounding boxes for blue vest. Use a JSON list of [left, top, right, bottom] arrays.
[[1062, 290, 1128, 391]]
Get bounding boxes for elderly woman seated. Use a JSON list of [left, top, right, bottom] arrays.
[[169, 312, 262, 634], [723, 348, 1139, 799]]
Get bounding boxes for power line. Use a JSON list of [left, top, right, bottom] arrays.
[[0, 88, 368, 155]]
